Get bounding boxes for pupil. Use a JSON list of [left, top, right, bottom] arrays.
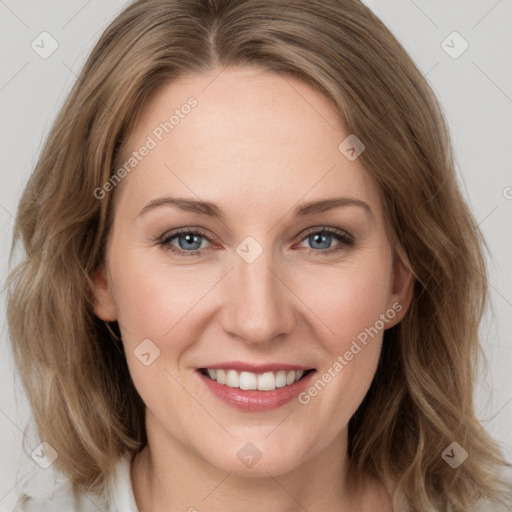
[[180, 234, 201, 250], [311, 233, 330, 249]]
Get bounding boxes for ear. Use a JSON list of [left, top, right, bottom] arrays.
[[90, 263, 118, 321], [384, 254, 414, 329]]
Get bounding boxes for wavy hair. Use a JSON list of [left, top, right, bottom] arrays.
[[7, 0, 511, 509]]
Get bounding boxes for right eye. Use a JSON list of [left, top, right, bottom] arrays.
[[158, 229, 213, 257]]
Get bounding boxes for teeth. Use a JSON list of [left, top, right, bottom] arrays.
[[226, 369, 239, 388], [275, 370, 287, 388], [216, 369, 226, 385], [203, 368, 307, 391], [239, 371, 257, 390], [258, 372, 275, 391]]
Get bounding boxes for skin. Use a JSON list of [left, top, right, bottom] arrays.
[[93, 66, 413, 512]]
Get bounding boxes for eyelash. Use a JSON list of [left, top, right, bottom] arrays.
[[157, 226, 355, 258]]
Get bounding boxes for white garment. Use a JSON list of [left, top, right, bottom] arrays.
[[12, 455, 138, 512]]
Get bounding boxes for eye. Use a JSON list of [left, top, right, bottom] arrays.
[[296, 227, 354, 255], [158, 228, 211, 257]]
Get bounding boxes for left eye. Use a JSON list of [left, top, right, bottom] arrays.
[[159, 227, 353, 257], [296, 227, 354, 254]]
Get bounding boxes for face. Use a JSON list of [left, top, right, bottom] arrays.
[[93, 67, 412, 478]]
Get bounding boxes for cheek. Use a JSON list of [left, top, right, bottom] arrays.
[[289, 253, 392, 420], [289, 254, 393, 350], [109, 240, 203, 327], [110, 260, 204, 428]]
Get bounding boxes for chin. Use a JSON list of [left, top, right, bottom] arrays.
[[200, 437, 310, 478]]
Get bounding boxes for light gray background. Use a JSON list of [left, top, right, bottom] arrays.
[[1, 1, 511, 510]]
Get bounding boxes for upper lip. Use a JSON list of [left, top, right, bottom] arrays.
[[198, 361, 314, 373]]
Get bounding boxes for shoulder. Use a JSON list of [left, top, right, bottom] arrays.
[[12, 455, 138, 512], [12, 480, 106, 512]]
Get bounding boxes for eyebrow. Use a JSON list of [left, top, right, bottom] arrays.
[[137, 196, 372, 220]]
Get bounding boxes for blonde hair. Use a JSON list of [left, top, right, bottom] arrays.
[[7, 0, 511, 509]]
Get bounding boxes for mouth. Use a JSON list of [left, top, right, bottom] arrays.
[[198, 367, 316, 392]]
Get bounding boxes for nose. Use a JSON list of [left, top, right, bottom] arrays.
[[219, 247, 295, 346]]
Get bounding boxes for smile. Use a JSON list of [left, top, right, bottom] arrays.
[[199, 368, 313, 391], [197, 365, 317, 411]]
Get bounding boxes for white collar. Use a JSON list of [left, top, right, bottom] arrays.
[[107, 455, 139, 512]]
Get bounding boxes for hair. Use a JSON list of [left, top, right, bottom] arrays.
[[6, 0, 511, 510]]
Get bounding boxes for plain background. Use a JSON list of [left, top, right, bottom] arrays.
[[1, 1, 511, 510]]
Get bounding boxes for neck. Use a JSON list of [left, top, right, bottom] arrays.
[[131, 414, 367, 512]]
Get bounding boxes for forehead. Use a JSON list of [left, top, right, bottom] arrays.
[[115, 67, 381, 220]]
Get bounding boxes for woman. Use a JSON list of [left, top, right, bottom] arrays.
[[7, 0, 512, 510]]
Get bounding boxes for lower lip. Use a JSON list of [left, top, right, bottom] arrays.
[[197, 370, 316, 411]]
